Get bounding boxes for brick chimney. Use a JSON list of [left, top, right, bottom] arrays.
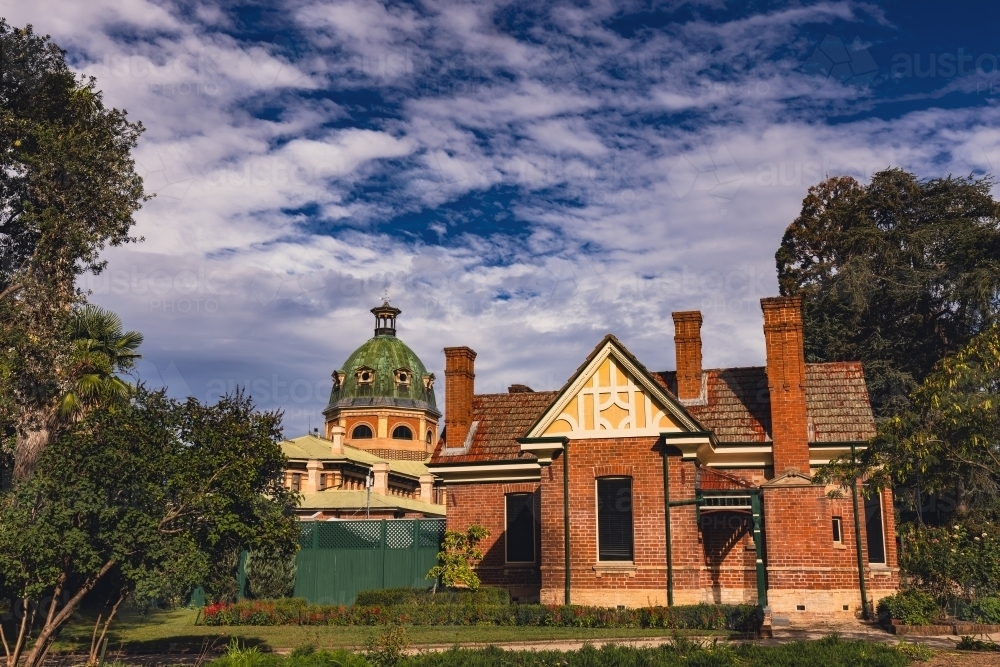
[[444, 346, 477, 448], [760, 297, 811, 474], [672, 311, 703, 401]]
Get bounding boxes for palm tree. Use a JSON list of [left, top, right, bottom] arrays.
[[14, 305, 143, 480], [58, 304, 143, 418]]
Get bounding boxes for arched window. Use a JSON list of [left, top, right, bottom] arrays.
[[392, 425, 413, 440], [425, 430, 433, 444], [352, 424, 373, 439]]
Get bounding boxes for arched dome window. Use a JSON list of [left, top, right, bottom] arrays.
[[352, 424, 373, 439], [425, 430, 433, 444], [392, 425, 413, 440]]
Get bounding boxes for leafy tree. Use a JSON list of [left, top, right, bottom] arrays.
[[0, 21, 147, 479], [872, 323, 1000, 515], [245, 550, 297, 599], [776, 169, 1000, 418], [0, 388, 298, 667], [426, 524, 489, 591]]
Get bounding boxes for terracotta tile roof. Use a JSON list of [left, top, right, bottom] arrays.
[[653, 361, 876, 443], [430, 391, 558, 464], [430, 360, 874, 466]]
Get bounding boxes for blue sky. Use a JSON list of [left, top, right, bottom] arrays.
[[6, 0, 1000, 435]]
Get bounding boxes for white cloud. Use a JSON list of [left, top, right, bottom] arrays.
[[10, 0, 993, 433]]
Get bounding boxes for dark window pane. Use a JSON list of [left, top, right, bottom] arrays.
[[352, 424, 373, 439], [392, 425, 413, 439], [832, 518, 842, 543], [865, 491, 886, 564], [506, 493, 535, 562], [597, 478, 633, 561]]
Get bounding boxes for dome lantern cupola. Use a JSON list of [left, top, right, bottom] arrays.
[[372, 299, 401, 337]]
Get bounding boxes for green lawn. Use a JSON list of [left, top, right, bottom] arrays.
[[50, 609, 731, 656]]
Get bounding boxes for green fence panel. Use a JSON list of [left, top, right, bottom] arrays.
[[292, 519, 444, 605]]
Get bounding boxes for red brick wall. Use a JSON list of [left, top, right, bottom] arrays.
[[444, 347, 476, 448], [342, 414, 425, 441], [538, 438, 757, 605], [672, 311, 703, 401], [761, 297, 811, 474], [446, 482, 541, 601], [444, 444, 895, 610]]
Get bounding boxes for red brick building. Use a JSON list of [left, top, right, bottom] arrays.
[[428, 297, 898, 619]]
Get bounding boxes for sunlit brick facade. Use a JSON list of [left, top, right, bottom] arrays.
[[429, 297, 898, 620]]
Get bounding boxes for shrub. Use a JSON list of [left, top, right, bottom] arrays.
[[876, 590, 941, 625], [964, 596, 1000, 624], [355, 587, 510, 606], [426, 525, 489, 591], [900, 522, 1000, 601], [957, 636, 1000, 652], [246, 550, 297, 600], [201, 600, 760, 632]]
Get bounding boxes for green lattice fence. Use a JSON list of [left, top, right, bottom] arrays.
[[291, 519, 445, 605]]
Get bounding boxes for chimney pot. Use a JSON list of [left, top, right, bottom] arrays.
[[672, 311, 703, 401]]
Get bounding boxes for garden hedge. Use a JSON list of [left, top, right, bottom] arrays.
[[202, 598, 760, 632], [354, 587, 510, 606]]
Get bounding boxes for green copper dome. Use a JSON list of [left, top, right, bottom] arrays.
[[326, 302, 439, 415]]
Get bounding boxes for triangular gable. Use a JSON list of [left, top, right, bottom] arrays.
[[525, 335, 703, 439]]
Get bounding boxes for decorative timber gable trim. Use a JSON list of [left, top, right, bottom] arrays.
[[524, 335, 703, 440]]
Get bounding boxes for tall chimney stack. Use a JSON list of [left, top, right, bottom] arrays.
[[760, 296, 811, 474], [444, 347, 477, 448], [672, 311, 703, 401]]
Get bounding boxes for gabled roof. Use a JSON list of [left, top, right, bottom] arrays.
[[652, 362, 876, 443], [428, 347, 876, 470], [282, 435, 429, 479], [524, 334, 704, 437]]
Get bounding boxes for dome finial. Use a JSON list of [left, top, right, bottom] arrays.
[[371, 297, 401, 336]]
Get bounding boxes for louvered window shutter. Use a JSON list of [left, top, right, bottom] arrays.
[[597, 478, 634, 561]]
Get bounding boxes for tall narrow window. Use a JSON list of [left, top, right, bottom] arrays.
[[505, 493, 535, 562], [597, 478, 633, 561], [291, 473, 301, 492], [865, 491, 886, 564], [832, 517, 843, 544]]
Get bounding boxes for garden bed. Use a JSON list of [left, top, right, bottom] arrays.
[[201, 599, 760, 632], [887, 620, 1000, 636]]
